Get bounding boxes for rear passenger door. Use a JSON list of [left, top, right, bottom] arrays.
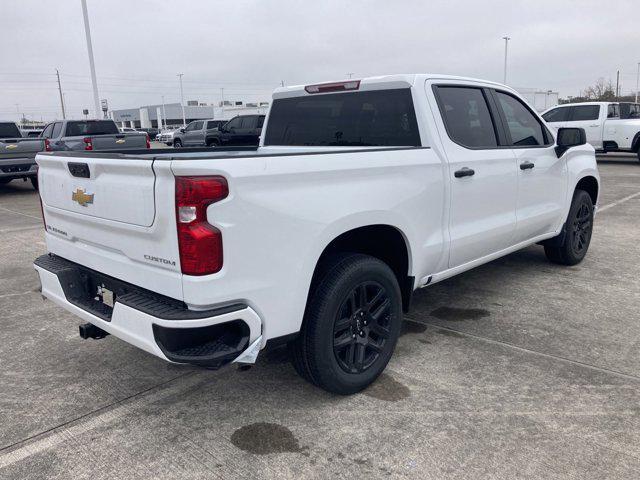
[[491, 90, 567, 243], [185, 121, 204, 146], [432, 85, 518, 268], [567, 105, 603, 149]]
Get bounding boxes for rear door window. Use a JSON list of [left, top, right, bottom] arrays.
[[495, 91, 549, 146], [264, 89, 420, 147], [434, 86, 498, 148], [570, 105, 600, 121], [607, 104, 620, 118], [240, 116, 256, 129], [542, 107, 570, 123]]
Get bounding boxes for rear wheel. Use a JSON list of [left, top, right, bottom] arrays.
[[544, 189, 594, 265], [207, 139, 219, 147], [173, 139, 182, 148], [290, 254, 403, 394]]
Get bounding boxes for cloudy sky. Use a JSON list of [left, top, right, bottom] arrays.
[[2, 0, 638, 121]]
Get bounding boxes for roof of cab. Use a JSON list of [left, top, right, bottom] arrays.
[[272, 74, 512, 99]]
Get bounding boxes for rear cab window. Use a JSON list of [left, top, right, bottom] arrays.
[[0, 123, 22, 139], [65, 121, 119, 136], [264, 89, 421, 147]]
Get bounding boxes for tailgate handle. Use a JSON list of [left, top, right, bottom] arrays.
[[68, 162, 90, 178]]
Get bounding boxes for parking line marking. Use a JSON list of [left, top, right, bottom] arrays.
[[598, 191, 640, 213], [0, 372, 198, 469], [0, 206, 41, 221], [414, 321, 640, 383]]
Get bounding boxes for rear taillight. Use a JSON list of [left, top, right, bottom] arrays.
[[83, 137, 93, 151], [44, 139, 51, 152], [145, 134, 150, 149], [304, 80, 360, 94], [175, 176, 228, 276]]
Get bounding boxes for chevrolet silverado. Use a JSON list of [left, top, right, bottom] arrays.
[[34, 75, 600, 394]]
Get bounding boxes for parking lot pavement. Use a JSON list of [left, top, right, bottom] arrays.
[[1, 154, 639, 479]]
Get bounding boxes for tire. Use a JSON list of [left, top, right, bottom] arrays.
[[0, 178, 11, 185], [30, 177, 38, 190], [290, 253, 403, 394], [173, 139, 182, 148], [207, 140, 219, 148], [544, 189, 594, 265]]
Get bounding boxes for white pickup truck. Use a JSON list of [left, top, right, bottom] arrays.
[[34, 74, 600, 394], [542, 101, 640, 160]]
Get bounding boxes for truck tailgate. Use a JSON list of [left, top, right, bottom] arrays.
[[0, 138, 44, 159], [37, 153, 183, 300], [91, 133, 148, 150]]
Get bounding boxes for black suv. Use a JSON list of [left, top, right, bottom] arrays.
[[205, 115, 265, 147]]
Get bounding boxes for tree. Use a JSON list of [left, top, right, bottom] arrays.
[[583, 78, 616, 101]]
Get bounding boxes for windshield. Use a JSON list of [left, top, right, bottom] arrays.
[[65, 120, 119, 136], [264, 89, 421, 147], [0, 122, 21, 139]]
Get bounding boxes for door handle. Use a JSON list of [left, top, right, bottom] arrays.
[[520, 161, 535, 170], [589, 124, 599, 127], [454, 167, 475, 178]]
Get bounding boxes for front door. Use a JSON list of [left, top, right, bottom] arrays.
[[431, 84, 518, 268], [185, 121, 204, 146], [491, 90, 567, 243]]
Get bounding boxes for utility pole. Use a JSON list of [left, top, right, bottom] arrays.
[[616, 70, 620, 99], [636, 63, 639, 103], [347, 73, 354, 79], [221, 87, 224, 114], [177, 73, 186, 127], [80, 0, 101, 119], [56, 69, 66, 119], [502, 36, 511, 84]]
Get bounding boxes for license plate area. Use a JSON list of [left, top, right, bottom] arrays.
[[57, 267, 130, 321]]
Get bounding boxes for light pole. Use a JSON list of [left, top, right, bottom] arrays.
[[177, 73, 186, 127], [502, 36, 511, 84], [80, 0, 101, 119], [161, 95, 167, 130], [636, 62, 639, 103]]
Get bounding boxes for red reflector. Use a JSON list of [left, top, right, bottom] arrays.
[[175, 176, 229, 276], [305, 80, 360, 94], [145, 134, 150, 149], [83, 137, 93, 151], [44, 139, 51, 152]]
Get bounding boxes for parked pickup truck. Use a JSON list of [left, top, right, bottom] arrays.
[[40, 119, 150, 152], [542, 101, 640, 160], [0, 121, 44, 189], [34, 74, 599, 394]]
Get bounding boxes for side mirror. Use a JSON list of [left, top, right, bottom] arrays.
[[555, 127, 586, 158], [179, 128, 185, 133]]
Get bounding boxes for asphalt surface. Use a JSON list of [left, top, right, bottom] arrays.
[[1, 153, 639, 479]]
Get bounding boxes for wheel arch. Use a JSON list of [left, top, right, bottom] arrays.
[[306, 224, 414, 314], [575, 175, 599, 206]]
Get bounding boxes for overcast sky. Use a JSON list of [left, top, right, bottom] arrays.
[[2, 0, 638, 121]]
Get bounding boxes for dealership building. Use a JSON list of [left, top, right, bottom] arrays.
[[110, 100, 270, 129]]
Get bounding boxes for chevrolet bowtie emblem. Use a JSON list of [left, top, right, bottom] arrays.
[[115, 139, 125, 144], [71, 188, 94, 207], [5, 144, 17, 149]]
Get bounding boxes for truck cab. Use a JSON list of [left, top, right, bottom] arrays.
[[205, 115, 265, 147], [542, 102, 640, 158]]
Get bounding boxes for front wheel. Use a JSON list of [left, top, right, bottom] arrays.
[[544, 189, 594, 265], [173, 139, 182, 148], [290, 254, 403, 394]]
